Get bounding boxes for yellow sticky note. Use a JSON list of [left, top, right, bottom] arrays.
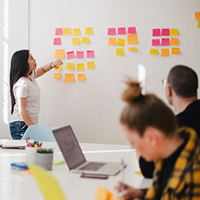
[[129, 47, 137, 51], [66, 63, 74, 70], [87, 61, 95, 69], [78, 74, 85, 81], [29, 164, 65, 200], [127, 34, 138, 44], [95, 185, 113, 200], [55, 49, 65, 59], [117, 38, 125, 47], [170, 29, 179, 36], [171, 47, 180, 55], [197, 21, 200, 28], [195, 12, 200, 20], [77, 63, 84, 71], [161, 49, 170, 57], [81, 37, 89, 44], [64, 74, 74, 83], [73, 28, 81, 36], [149, 49, 158, 55], [116, 48, 124, 56], [53, 73, 61, 79], [72, 38, 80, 45], [135, 171, 143, 175], [54, 65, 62, 71], [85, 27, 93, 35], [63, 28, 71, 35], [170, 38, 179, 45], [108, 38, 116, 45]]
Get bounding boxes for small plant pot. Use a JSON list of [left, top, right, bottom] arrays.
[[35, 152, 53, 171]]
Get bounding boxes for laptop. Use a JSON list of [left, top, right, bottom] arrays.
[[52, 125, 124, 176]]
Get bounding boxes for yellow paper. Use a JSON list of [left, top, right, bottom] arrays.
[[64, 74, 74, 83], [63, 28, 71, 35], [73, 28, 81, 36], [78, 74, 85, 81], [161, 49, 170, 57], [81, 37, 89, 44], [195, 12, 200, 20], [66, 63, 74, 70], [108, 38, 116, 45], [77, 63, 84, 71], [170, 29, 179, 36], [29, 164, 65, 200], [87, 61, 95, 69], [72, 38, 80, 45], [55, 49, 65, 59], [85, 27, 93, 35], [129, 47, 137, 51], [116, 48, 124, 56], [171, 47, 180, 55], [54, 65, 62, 71], [117, 38, 125, 47], [95, 185, 113, 200], [53, 73, 61, 79], [170, 38, 179, 45], [149, 49, 158, 55], [127, 34, 138, 44], [135, 171, 143, 175], [197, 21, 200, 28]]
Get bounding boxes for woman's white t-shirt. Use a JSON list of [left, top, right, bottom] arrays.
[[10, 70, 41, 125]]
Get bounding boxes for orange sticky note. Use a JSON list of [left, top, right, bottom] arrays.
[[63, 28, 71, 35], [127, 34, 138, 44], [73, 28, 81, 36], [161, 49, 170, 57], [108, 38, 116, 45], [171, 47, 180, 55], [195, 12, 200, 20], [64, 74, 74, 83], [149, 49, 158, 55], [53, 73, 61, 79], [87, 61, 95, 69], [95, 185, 113, 200], [78, 74, 85, 81], [21, 169, 32, 174], [170, 38, 179, 45], [55, 49, 65, 59]]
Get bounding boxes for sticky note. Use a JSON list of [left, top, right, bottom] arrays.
[[95, 185, 113, 200], [197, 21, 200, 28], [73, 28, 81, 36], [55, 49, 65, 59], [67, 51, 75, 59], [86, 50, 94, 58], [135, 171, 143, 175], [66, 63, 74, 70], [116, 48, 124, 56], [108, 38, 116, 45], [127, 34, 138, 44], [171, 47, 180, 55], [108, 28, 116, 35], [128, 27, 136, 34], [129, 47, 137, 51], [54, 38, 61, 45], [117, 38, 126, 47], [195, 12, 200, 20], [170, 38, 179, 45], [161, 38, 170, 46], [76, 51, 84, 58], [149, 49, 158, 55], [153, 29, 160, 36], [152, 39, 160, 46], [63, 28, 71, 35], [85, 27, 93, 35], [54, 65, 62, 71], [87, 61, 95, 69], [55, 28, 63, 35], [64, 74, 74, 83], [53, 73, 61, 79], [78, 74, 85, 81], [161, 49, 170, 57], [162, 28, 170, 36], [72, 38, 80, 45], [118, 27, 126, 35], [77, 63, 84, 71], [170, 29, 179, 36], [81, 37, 89, 44]]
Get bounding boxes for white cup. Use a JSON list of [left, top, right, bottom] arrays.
[[26, 147, 41, 164]]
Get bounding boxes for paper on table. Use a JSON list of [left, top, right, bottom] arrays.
[[87, 61, 95, 69], [161, 49, 170, 57], [116, 48, 124, 56], [152, 39, 160, 46], [66, 63, 74, 70], [72, 38, 80, 45], [149, 49, 158, 55], [152, 29, 160, 36], [161, 38, 170, 46], [67, 51, 75, 59], [54, 38, 61, 45], [162, 28, 170, 36], [127, 34, 138, 44], [55, 49, 65, 59], [77, 63, 84, 71], [85, 27, 93, 35], [129, 47, 137, 51], [81, 37, 89, 44], [118, 27, 126, 35], [117, 38, 125, 47], [76, 51, 84, 58], [64, 74, 74, 83], [54, 65, 62, 71], [95, 185, 113, 200], [108, 28, 116, 35], [78, 74, 85, 81], [63, 28, 71, 35], [55, 28, 63, 35], [108, 38, 116, 45], [170, 29, 179, 36], [171, 47, 180, 55], [53, 73, 61, 79], [73, 28, 81, 36], [195, 12, 200, 20], [170, 38, 179, 45], [128, 27, 136, 34], [86, 50, 94, 58]]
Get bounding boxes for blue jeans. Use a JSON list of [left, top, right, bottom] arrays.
[[9, 121, 28, 140]]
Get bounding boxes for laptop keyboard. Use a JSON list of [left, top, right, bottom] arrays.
[[79, 162, 106, 171]]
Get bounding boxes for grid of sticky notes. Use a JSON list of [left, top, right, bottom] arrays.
[[195, 12, 200, 28], [108, 27, 138, 56], [53, 27, 95, 82], [150, 28, 180, 56]]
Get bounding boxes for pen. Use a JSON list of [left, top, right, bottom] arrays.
[[118, 158, 125, 197]]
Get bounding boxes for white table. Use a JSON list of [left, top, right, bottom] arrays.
[[0, 140, 152, 200]]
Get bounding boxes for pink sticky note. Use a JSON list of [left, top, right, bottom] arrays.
[[153, 29, 160, 36], [54, 38, 61, 45], [86, 50, 94, 58], [118, 27, 126, 35], [108, 28, 116, 35], [162, 28, 170, 36], [152, 39, 160, 46], [55, 28, 63, 35], [161, 38, 170, 46], [67, 51, 75, 59], [128, 27, 136, 34], [76, 51, 84, 58]]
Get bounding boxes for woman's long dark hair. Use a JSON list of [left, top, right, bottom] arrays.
[[10, 50, 29, 114]]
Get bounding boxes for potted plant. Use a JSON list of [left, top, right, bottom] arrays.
[[35, 148, 54, 170]]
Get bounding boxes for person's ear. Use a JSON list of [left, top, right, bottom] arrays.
[[144, 127, 158, 146], [166, 85, 173, 98]]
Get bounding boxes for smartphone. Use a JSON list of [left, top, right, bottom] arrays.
[[80, 174, 109, 179]]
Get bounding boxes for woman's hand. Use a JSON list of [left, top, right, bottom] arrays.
[[51, 60, 63, 69]]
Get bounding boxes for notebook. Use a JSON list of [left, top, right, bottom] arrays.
[[52, 125, 124, 176]]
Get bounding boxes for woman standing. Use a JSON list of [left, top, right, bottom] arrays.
[[9, 49, 63, 139]]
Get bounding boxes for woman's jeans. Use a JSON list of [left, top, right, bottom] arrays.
[[9, 121, 28, 140]]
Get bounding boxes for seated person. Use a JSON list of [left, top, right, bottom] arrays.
[[115, 80, 200, 200]]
